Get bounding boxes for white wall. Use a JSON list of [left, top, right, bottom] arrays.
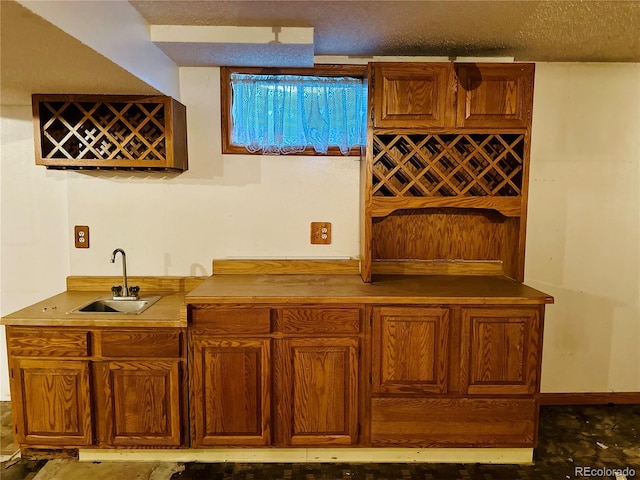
[[1, 63, 639, 400], [65, 67, 361, 277], [526, 63, 640, 393], [0, 106, 71, 400]]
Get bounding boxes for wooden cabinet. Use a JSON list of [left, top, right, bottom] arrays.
[[455, 64, 534, 129], [362, 61, 535, 283], [369, 304, 544, 447], [372, 306, 449, 395], [189, 306, 271, 447], [6, 326, 186, 451], [7, 328, 93, 447], [190, 337, 271, 446], [10, 358, 93, 447], [276, 337, 359, 445], [274, 307, 361, 446], [95, 330, 185, 447], [460, 307, 541, 395], [372, 63, 455, 128], [32, 94, 188, 171], [189, 304, 362, 447], [370, 62, 533, 130]]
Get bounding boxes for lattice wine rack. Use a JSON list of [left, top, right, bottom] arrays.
[[372, 133, 524, 198], [33, 95, 187, 171]]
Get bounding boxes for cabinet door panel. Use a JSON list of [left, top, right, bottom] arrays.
[[373, 63, 455, 128], [99, 360, 182, 446], [373, 307, 449, 394], [461, 307, 540, 394], [11, 358, 92, 446], [455, 64, 534, 128], [278, 337, 358, 445], [191, 338, 271, 446]]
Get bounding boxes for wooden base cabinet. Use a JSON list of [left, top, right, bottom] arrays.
[[371, 397, 537, 447], [95, 359, 183, 447], [189, 305, 362, 448], [275, 337, 359, 446], [6, 326, 186, 451], [461, 307, 541, 395], [10, 358, 93, 447], [190, 338, 271, 446], [372, 307, 450, 395], [369, 305, 544, 447]]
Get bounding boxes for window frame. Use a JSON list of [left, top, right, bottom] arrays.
[[220, 65, 368, 156]]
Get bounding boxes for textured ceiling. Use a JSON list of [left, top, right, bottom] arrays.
[[2, 0, 638, 106], [130, 0, 640, 63]]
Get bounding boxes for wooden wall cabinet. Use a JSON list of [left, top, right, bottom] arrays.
[[369, 304, 543, 447], [6, 326, 186, 451], [372, 63, 455, 129], [189, 305, 362, 447], [371, 63, 534, 129], [455, 64, 534, 129], [362, 62, 535, 282], [32, 94, 188, 171]]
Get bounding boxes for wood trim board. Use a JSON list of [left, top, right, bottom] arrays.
[[539, 392, 640, 405]]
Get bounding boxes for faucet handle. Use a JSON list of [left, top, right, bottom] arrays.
[[129, 286, 140, 297], [111, 285, 123, 297]]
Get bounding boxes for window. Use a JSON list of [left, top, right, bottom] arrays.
[[221, 66, 367, 156]]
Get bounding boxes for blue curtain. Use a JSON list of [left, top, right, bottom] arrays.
[[231, 74, 367, 155]]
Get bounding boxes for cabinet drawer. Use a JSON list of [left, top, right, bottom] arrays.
[[280, 308, 361, 334], [190, 306, 272, 335], [7, 328, 89, 357], [371, 397, 536, 447], [99, 330, 182, 358]]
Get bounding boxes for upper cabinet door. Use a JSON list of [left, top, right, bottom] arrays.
[[455, 64, 534, 129], [372, 63, 456, 128]]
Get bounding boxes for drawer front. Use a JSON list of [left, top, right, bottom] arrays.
[[100, 330, 182, 358], [280, 308, 361, 334], [7, 328, 89, 357], [190, 306, 271, 335], [371, 397, 536, 447]]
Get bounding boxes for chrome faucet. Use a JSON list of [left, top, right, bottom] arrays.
[[110, 248, 138, 299]]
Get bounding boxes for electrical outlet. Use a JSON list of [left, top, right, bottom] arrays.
[[74, 225, 89, 248], [310, 222, 331, 245]]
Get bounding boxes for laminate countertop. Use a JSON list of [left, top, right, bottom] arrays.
[[186, 274, 554, 306], [1, 290, 187, 328], [2, 275, 553, 328]]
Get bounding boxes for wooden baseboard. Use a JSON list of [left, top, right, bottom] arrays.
[[539, 392, 640, 405]]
